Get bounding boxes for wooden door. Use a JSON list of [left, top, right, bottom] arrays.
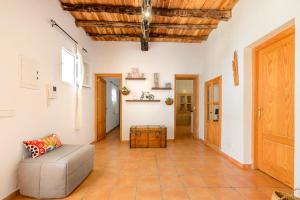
[[97, 77, 106, 141], [193, 77, 199, 139], [205, 76, 222, 149], [254, 27, 294, 187], [176, 93, 193, 126]]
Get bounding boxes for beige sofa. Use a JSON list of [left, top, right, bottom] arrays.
[[18, 144, 94, 199]]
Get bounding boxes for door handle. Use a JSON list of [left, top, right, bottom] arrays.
[[257, 106, 262, 119]]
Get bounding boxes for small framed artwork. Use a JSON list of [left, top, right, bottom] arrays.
[[232, 50, 239, 86]]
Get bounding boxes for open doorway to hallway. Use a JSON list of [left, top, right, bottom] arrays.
[[95, 74, 122, 142], [174, 75, 199, 140]]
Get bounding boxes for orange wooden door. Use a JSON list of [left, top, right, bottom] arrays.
[[205, 77, 222, 148], [97, 77, 107, 141], [255, 27, 294, 187], [193, 77, 199, 139]]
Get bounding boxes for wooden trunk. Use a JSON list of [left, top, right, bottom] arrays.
[[130, 125, 167, 148]]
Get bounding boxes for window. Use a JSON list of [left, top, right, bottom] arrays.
[[61, 48, 76, 85]]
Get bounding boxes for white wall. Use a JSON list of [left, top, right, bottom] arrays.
[[92, 42, 204, 140], [0, 1, 96, 199], [104, 78, 120, 132], [199, 0, 300, 192], [2, 0, 300, 198], [176, 80, 193, 94]]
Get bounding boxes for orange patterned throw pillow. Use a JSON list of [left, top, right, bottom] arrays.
[[23, 134, 62, 158]]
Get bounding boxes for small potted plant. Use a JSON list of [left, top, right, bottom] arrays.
[[165, 97, 174, 105], [121, 86, 130, 95]]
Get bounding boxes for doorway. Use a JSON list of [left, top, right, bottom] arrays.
[[174, 75, 199, 139], [253, 26, 295, 187], [95, 74, 122, 142], [204, 76, 222, 149]]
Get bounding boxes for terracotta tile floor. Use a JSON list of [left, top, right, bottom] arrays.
[[14, 128, 292, 200]]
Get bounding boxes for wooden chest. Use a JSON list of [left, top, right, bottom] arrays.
[[130, 125, 167, 148]]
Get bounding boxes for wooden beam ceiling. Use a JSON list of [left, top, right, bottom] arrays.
[[61, 3, 232, 21], [76, 20, 218, 30], [87, 32, 209, 41], [59, 0, 239, 51]]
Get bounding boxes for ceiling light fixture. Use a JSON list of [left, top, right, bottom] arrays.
[[141, 0, 152, 46]]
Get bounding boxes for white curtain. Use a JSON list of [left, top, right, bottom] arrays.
[[75, 46, 85, 130]]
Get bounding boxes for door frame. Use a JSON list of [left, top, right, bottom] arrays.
[[252, 26, 295, 169], [174, 74, 199, 140], [95, 73, 123, 142], [204, 76, 222, 149]]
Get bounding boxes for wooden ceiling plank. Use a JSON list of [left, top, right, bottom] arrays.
[[76, 20, 218, 30], [61, 3, 231, 21], [87, 32, 208, 41]]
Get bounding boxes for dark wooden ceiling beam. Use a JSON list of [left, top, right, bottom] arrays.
[[87, 32, 208, 41], [76, 20, 218, 30], [61, 3, 231, 21]]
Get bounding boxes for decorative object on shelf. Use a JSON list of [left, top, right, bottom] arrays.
[[140, 91, 155, 100], [165, 82, 171, 88], [132, 68, 139, 78], [232, 50, 239, 86], [152, 81, 172, 90], [121, 86, 130, 95], [165, 97, 174, 105], [126, 100, 160, 102], [127, 68, 144, 79], [152, 82, 172, 90], [154, 73, 160, 87]]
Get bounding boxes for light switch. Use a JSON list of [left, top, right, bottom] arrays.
[[0, 110, 15, 118]]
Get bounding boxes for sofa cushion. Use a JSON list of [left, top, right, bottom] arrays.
[[23, 134, 62, 158]]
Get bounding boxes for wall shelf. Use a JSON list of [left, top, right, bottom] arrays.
[[126, 100, 160, 102], [125, 77, 146, 80], [152, 87, 172, 90]]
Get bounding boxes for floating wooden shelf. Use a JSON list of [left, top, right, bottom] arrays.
[[126, 100, 161, 102], [152, 87, 172, 90], [125, 77, 146, 80]]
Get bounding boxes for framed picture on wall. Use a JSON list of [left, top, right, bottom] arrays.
[[83, 62, 92, 88]]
